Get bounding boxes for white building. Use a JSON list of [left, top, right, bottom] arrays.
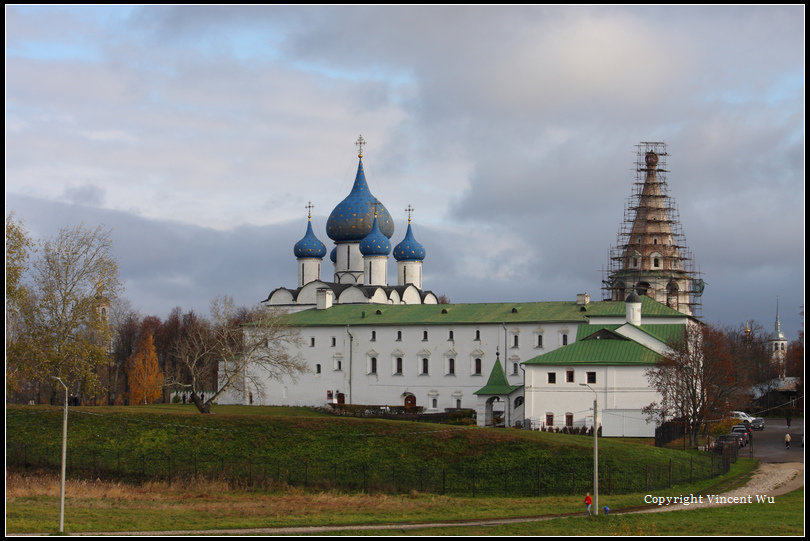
[[224, 140, 702, 436]]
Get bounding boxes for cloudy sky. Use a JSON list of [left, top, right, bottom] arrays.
[[6, 6, 805, 341]]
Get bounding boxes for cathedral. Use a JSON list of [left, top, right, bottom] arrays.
[[224, 139, 703, 436], [263, 136, 438, 311]]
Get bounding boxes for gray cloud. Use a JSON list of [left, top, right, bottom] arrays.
[[5, 6, 804, 341]]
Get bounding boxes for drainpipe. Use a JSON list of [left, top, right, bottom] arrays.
[[345, 326, 353, 404]]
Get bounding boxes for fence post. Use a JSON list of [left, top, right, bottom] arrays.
[[669, 458, 672, 488], [537, 466, 541, 497]]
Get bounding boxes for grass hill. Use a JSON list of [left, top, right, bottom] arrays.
[[7, 404, 720, 497]]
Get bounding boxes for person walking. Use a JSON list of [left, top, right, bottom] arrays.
[[584, 492, 592, 516], [785, 433, 791, 449], [786, 413, 791, 427]]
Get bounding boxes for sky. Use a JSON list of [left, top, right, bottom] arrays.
[[6, 6, 805, 342]]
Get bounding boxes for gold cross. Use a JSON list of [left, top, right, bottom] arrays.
[[355, 135, 366, 158], [305, 201, 314, 220], [405, 205, 415, 223]]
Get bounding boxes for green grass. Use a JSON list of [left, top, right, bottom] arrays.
[[8, 404, 794, 535], [8, 460, 796, 535]]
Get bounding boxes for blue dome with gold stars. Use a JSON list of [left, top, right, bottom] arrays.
[[359, 216, 391, 257], [393, 222, 425, 261], [326, 157, 394, 242], [293, 221, 327, 259]]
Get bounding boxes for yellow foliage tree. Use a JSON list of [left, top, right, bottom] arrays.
[[127, 332, 164, 405]]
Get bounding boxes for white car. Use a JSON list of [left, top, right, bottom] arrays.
[[730, 411, 756, 424]]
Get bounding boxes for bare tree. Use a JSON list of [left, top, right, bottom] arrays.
[[172, 296, 306, 413], [644, 322, 744, 446]]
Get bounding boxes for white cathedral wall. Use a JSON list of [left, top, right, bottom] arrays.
[[219, 320, 583, 411]]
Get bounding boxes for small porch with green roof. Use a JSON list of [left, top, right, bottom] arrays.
[[474, 354, 524, 428]]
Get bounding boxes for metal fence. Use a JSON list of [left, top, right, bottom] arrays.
[[7, 441, 734, 497]]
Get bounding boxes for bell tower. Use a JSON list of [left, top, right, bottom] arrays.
[[603, 142, 704, 316]]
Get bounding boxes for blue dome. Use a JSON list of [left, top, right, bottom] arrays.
[[293, 221, 327, 259], [326, 158, 394, 242], [329, 246, 337, 264], [393, 223, 425, 261], [359, 217, 391, 257]]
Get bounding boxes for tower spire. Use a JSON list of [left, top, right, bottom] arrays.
[[603, 142, 703, 316]]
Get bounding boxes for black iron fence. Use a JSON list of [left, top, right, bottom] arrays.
[[7, 441, 734, 497]]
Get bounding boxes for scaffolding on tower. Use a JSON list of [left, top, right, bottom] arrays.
[[602, 142, 704, 317]]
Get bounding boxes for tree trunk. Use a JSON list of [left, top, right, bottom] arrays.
[[190, 392, 211, 414]]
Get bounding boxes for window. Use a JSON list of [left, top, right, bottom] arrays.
[[547, 372, 557, 384], [546, 413, 554, 427], [369, 357, 377, 374], [536, 334, 543, 348], [562, 334, 568, 346], [432, 398, 438, 409], [653, 257, 660, 268], [371, 330, 376, 341], [565, 413, 574, 427], [474, 358, 482, 375], [587, 372, 596, 384], [448, 330, 454, 340], [421, 358, 429, 375], [512, 335, 519, 348], [448, 358, 455, 375], [396, 331, 402, 341], [512, 362, 519, 375], [566, 370, 574, 383], [422, 330, 429, 341], [336, 360, 342, 371], [395, 357, 403, 375], [331, 337, 336, 347], [316, 364, 321, 374], [475, 330, 481, 341], [310, 337, 315, 347]]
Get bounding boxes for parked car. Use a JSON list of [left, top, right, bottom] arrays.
[[730, 411, 756, 424], [714, 434, 744, 452], [731, 426, 750, 445], [751, 417, 765, 430]]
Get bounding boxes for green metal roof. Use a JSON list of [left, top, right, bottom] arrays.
[[523, 329, 661, 366], [575, 322, 686, 345], [278, 296, 685, 328], [474, 358, 522, 396]]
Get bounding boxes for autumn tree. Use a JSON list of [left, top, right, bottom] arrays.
[[171, 296, 306, 413], [5, 212, 35, 393], [126, 331, 164, 405], [7, 222, 121, 403], [644, 322, 746, 446]]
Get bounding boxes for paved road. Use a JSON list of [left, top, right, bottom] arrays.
[[744, 418, 803, 462]]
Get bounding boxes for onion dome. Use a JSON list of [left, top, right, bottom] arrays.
[[293, 220, 327, 259], [329, 246, 337, 264], [326, 156, 394, 242], [359, 216, 391, 257], [393, 222, 426, 261], [625, 290, 642, 304]]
